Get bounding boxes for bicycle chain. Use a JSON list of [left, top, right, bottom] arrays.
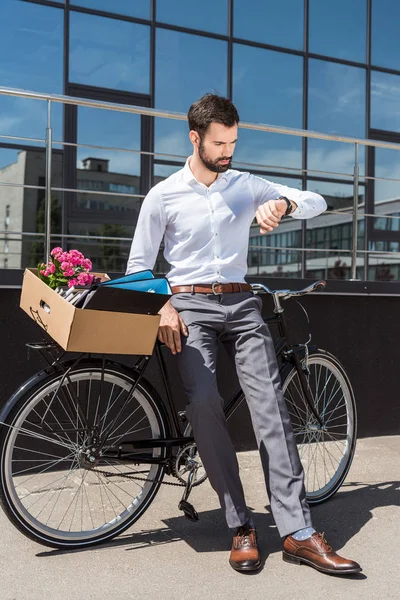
[[94, 468, 186, 487]]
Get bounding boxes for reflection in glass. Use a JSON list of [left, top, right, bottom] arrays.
[[153, 161, 184, 183], [234, 0, 303, 49], [156, 29, 227, 112], [305, 214, 363, 281], [157, 0, 228, 35], [233, 130, 302, 173], [307, 139, 365, 178], [373, 148, 400, 236], [308, 60, 365, 137], [0, 97, 63, 145], [77, 107, 142, 176], [0, 1, 63, 93], [233, 45, 303, 127], [0, 148, 63, 268], [372, 0, 400, 70], [249, 176, 302, 277], [309, 0, 366, 62], [67, 219, 133, 273], [69, 12, 150, 93], [371, 71, 400, 133], [70, 0, 150, 19], [307, 180, 364, 213], [154, 119, 191, 163], [304, 182, 364, 280]]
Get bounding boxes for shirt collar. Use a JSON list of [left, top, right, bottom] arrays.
[[181, 157, 230, 185]]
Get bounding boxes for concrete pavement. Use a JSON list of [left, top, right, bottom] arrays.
[[0, 435, 399, 600]]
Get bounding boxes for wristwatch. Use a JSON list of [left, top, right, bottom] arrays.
[[279, 196, 293, 216]]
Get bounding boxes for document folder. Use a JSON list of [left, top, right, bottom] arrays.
[[81, 271, 172, 315]]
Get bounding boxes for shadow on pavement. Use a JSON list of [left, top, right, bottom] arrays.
[[35, 480, 399, 562]]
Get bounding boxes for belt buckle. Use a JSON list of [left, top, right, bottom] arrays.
[[211, 281, 221, 295]]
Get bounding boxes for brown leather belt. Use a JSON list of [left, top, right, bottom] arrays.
[[171, 282, 252, 295]]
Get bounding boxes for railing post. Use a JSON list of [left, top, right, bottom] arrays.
[[44, 100, 53, 262], [351, 142, 360, 280]]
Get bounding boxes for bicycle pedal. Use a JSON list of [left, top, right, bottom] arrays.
[[178, 500, 199, 522]]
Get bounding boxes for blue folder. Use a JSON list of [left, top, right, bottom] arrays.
[[81, 270, 172, 314]]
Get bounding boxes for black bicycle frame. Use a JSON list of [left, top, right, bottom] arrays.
[[28, 304, 322, 468]]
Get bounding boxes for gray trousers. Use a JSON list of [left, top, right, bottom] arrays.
[[170, 291, 312, 537]]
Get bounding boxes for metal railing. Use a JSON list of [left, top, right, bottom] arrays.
[[1, 86, 400, 281]]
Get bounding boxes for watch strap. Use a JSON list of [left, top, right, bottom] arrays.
[[279, 196, 293, 216]]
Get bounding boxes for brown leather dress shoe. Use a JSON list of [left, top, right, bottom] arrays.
[[229, 524, 261, 572], [283, 532, 362, 575]]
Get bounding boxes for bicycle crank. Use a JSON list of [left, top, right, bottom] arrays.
[[178, 461, 200, 522]]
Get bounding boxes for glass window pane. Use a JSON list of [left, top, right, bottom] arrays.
[[309, 0, 366, 63], [308, 59, 366, 137], [372, 0, 400, 70], [154, 119, 191, 163], [0, 96, 63, 147], [307, 180, 364, 212], [233, 46, 303, 128], [233, 130, 302, 173], [77, 107, 142, 176], [71, 1, 150, 19], [156, 29, 227, 112], [234, 0, 303, 49], [373, 148, 400, 233], [0, 148, 63, 269], [371, 71, 400, 133], [0, 1, 63, 93], [69, 12, 150, 93], [249, 176, 302, 277], [307, 139, 365, 178], [157, 0, 228, 35]]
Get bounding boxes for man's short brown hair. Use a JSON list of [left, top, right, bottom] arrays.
[[188, 93, 240, 137]]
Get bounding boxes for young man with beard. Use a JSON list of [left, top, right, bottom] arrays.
[[126, 93, 361, 575]]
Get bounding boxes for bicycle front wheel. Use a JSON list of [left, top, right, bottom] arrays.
[[0, 360, 168, 548], [281, 349, 357, 505]]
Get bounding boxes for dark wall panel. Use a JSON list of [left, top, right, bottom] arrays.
[[1, 290, 399, 451]]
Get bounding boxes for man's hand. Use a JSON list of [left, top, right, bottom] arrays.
[[256, 198, 295, 234], [157, 300, 188, 354]]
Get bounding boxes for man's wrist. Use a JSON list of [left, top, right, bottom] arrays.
[[278, 196, 297, 216]]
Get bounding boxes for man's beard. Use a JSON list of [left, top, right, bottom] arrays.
[[198, 139, 232, 173]]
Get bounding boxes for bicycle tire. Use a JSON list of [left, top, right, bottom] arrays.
[[0, 359, 169, 549], [280, 349, 357, 505]]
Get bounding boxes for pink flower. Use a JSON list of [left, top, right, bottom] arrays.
[[59, 252, 70, 264], [47, 262, 56, 274], [40, 269, 46, 276], [81, 258, 92, 271], [69, 255, 83, 267], [63, 268, 75, 277], [77, 272, 88, 285], [61, 261, 72, 271], [77, 271, 94, 286], [68, 278, 78, 288], [50, 247, 63, 258]]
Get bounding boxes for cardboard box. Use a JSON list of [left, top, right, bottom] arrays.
[[20, 269, 161, 355]]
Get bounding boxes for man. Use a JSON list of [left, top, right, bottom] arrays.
[[127, 94, 361, 575]]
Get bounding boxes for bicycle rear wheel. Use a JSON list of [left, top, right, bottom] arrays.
[[281, 349, 357, 504], [0, 360, 168, 548]]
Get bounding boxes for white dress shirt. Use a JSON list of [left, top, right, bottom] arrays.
[[126, 158, 327, 286]]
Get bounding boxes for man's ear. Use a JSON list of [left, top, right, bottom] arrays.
[[189, 130, 200, 148]]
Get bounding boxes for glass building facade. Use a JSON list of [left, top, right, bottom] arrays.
[[1, 0, 400, 281]]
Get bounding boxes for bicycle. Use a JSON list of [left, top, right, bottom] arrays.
[[0, 280, 357, 549]]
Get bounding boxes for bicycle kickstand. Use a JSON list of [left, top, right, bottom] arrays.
[[178, 463, 199, 522]]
